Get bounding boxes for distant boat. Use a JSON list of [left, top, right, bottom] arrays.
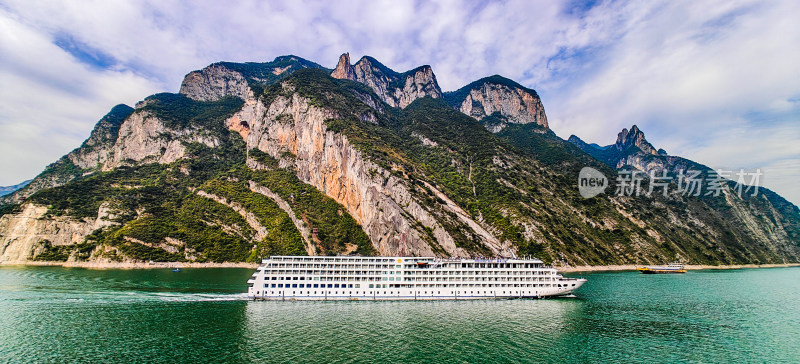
[[172, 268, 181, 272], [638, 262, 686, 274]]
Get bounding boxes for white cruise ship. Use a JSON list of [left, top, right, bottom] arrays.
[[247, 256, 586, 301]]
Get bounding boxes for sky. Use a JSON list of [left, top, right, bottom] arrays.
[[0, 0, 798, 205]]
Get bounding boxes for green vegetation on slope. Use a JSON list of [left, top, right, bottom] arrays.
[[24, 93, 371, 262], [140, 93, 244, 132], [248, 168, 376, 256]]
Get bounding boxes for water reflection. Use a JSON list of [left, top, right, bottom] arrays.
[[243, 298, 582, 362]]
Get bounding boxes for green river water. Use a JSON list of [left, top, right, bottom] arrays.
[[0, 265, 798, 363]]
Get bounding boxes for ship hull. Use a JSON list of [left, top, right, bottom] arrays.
[[249, 280, 586, 301]]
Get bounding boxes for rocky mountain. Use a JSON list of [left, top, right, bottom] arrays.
[[444, 75, 548, 132], [569, 125, 705, 173], [615, 125, 660, 155], [1, 53, 798, 266], [330, 53, 442, 108], [180, 55, 327, 102]]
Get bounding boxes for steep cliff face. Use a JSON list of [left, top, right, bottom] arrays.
[[51, 97, 230, 172], [568, 125, 800, 264], [444, 75, 548, 132], [394, 66, 442, 109], [333, 54, 443, 108], [1, 95, 241, 208], [68, 104, 134, 168], [231, 90, 483, 257]]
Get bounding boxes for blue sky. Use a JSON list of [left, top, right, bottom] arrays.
[[0, 0, 798, 205]]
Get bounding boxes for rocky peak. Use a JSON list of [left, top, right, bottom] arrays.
[[344, 55, 442, 108], [396, 65, 442, 108], [615, 125, 658, 155], [445, 75, 548, 132], [330, 53, 356, 81], [179, 64, 251, 102], [179, 56, 327, 102]]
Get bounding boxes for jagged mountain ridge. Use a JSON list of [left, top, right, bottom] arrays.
[[330, 53, 442, 108], [1, 53, 798, 266], [569, 125, 708, 173]]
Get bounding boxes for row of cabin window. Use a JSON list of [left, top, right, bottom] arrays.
[[264, 283, 560, 288], [261, 270, 554, 276], [265, 264, 402, 269], [255, 290, 550, 296], [264, 263, 541, 270], [269, 258, 408, 262], [262, 276, 555, 282], [267, 283, 360, 289]]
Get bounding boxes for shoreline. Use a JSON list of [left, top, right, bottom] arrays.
[[557, 263, 800, 273], [1, 260, 798, 271]]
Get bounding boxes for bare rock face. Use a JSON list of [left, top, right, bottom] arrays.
[[0, 203, 112, 263], [4, 104, 223, 207], [615, 125, 658, 155], [454, 76, 548, 132], [349, 56, 442, 108], [100, 110, 218, 170], [394, 66, 442, 108], [179, 64, 252, 101], [226, 87, 504, 257], [330, 53, 356, 81]]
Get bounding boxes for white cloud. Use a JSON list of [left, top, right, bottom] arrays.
[[0, 0, 797, 206], [0, 9, 162, 184]]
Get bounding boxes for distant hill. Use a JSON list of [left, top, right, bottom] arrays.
[[0, 180, 31, 197]]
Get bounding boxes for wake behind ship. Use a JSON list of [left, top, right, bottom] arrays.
[[247, 256, 586, 300]]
